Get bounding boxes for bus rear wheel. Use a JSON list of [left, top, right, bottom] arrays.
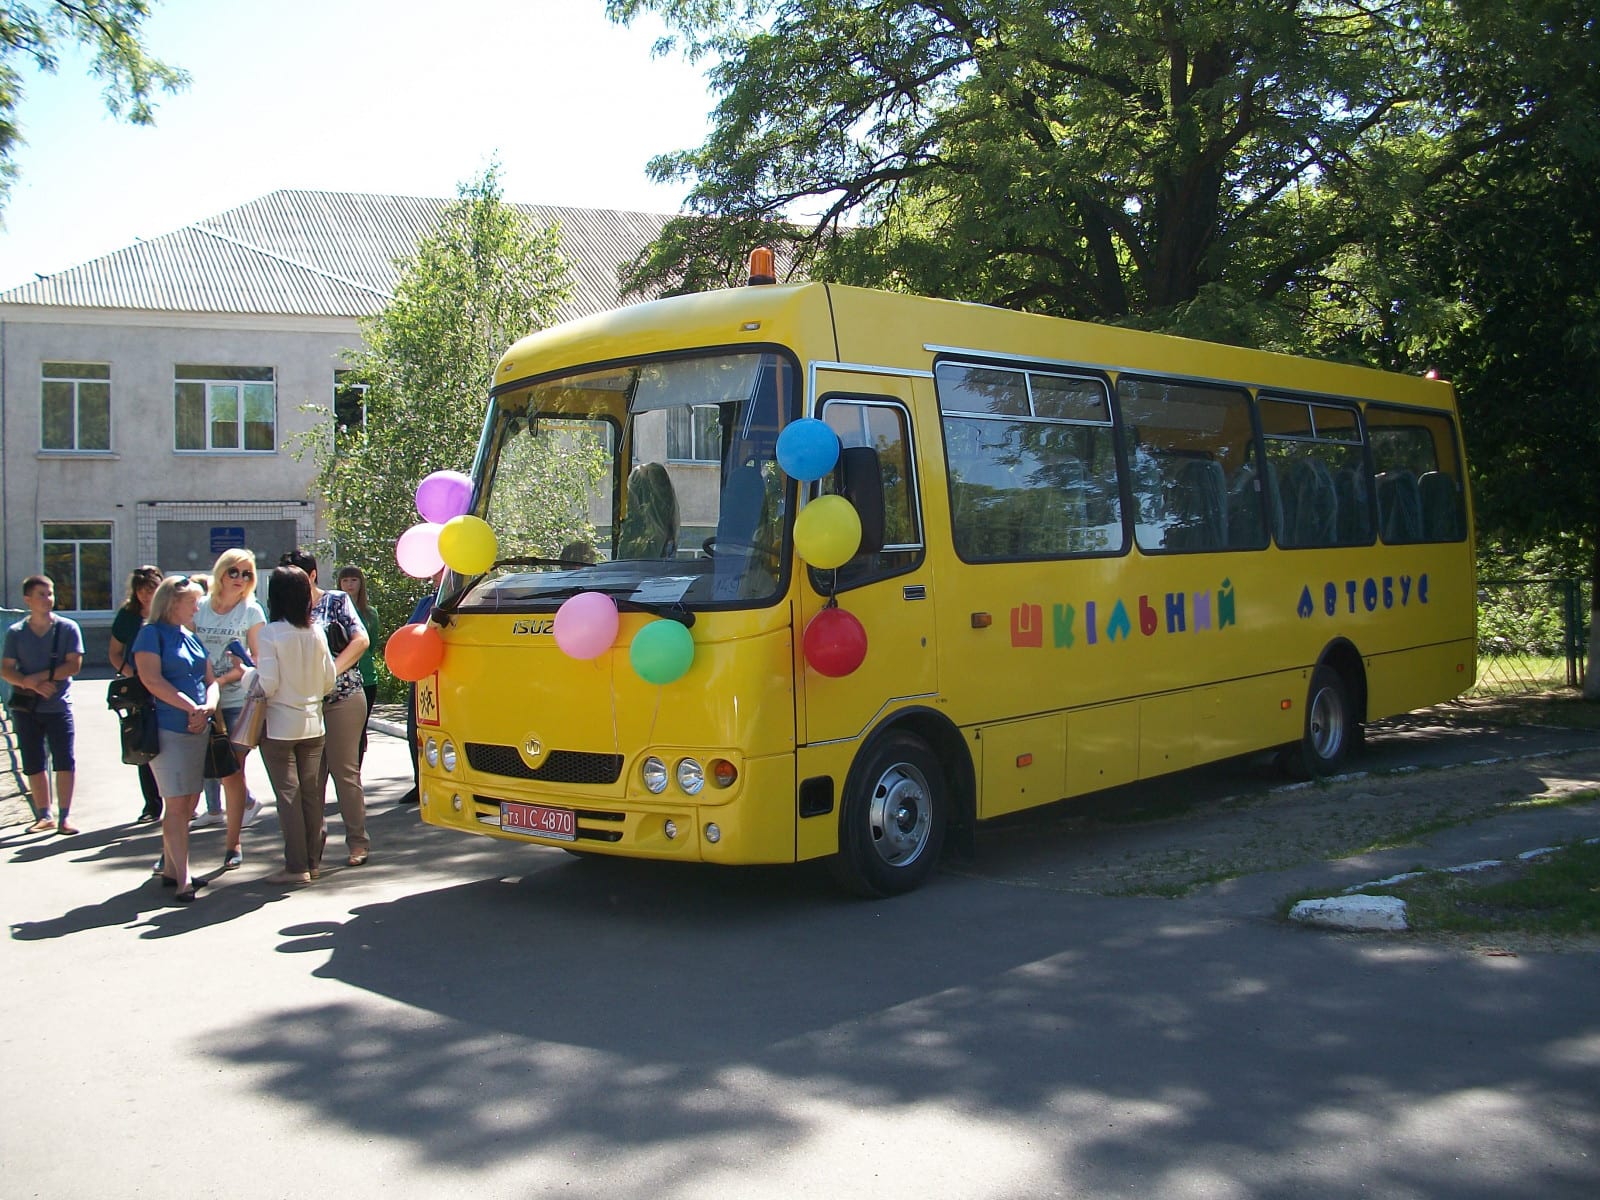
[[1283, 665, 1353, 779], [829, 732, 947, 898]]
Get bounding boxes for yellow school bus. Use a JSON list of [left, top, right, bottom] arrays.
[[415, 265, 1474, 895]]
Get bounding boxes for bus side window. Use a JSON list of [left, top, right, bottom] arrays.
[[820, 396, 923, 588]]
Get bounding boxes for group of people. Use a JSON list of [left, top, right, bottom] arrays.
[[5, 549, 402, 905]]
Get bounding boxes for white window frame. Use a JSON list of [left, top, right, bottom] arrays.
[[666, 404, 721, 463], [41, 361, 112, 453], [174, 364, 277, 452], [40, 521, 115, 614]]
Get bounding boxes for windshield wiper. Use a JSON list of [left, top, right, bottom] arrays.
[[430, 566, 696, 627]]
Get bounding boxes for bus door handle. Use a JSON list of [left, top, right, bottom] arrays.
[[903, 585, 927, 601]]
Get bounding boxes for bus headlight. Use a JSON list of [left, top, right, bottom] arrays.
[[424, 737, 439, 768], [642, 756, 668, 794], [441, 740, 458, 772], [676, 758, 705, 795]]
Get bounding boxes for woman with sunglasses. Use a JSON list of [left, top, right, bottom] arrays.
[[191, 548, 267, 871], [133, 575, 228, 902]]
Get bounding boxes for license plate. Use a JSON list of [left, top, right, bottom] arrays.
[[500, 800, 577, 842]]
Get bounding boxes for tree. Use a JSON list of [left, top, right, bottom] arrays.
[[309, 165, 602, 661], [0, 0, 187, 208], [1400, 2, 1600, 695], [609, 2, 1580, 344]]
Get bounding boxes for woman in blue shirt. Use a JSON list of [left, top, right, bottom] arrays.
[[133, 575, 243, 902]]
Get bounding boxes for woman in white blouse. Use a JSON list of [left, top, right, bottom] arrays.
[[252, 565, 337, 885]]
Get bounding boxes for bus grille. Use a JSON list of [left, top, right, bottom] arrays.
[[464, 744, 624, 785]]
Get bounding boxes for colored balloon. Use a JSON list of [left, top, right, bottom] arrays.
[[384, 622, 444, 682], [415, 470, 474, 523], [629, 619, 695, 686], [803, 606, 868, 677], [793, 494, 862, 569], [776, 418, 841, 481], [437, 514, 498, 575], [553, 591, 620, 660], [396, 522, 445, 579]]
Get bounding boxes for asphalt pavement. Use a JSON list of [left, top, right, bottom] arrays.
[[3, 681, 1597, 1198]]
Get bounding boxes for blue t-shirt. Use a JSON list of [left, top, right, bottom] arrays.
[[2, 615, 84, 714], [131, 621, 209, 732]]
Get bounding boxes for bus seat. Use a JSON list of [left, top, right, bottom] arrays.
[[1376, 470, 1423, 543], [1226, 463, 1269, 548], [1170, 458, 1228, 550], [617, 462, 679, 559], [1333, 466, 1371, 544], [1284, 457, 1337, 546], [1418, 471, 1460, 541]]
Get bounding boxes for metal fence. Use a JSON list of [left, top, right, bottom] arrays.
[[1471, 578, 1590, 696]]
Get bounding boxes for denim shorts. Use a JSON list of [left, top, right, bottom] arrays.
[[12, 707, 75, 776]]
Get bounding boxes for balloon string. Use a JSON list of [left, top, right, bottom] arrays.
[[602, 655, 620, 754]]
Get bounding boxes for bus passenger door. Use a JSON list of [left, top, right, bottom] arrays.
[[800, 376, 938, 749]]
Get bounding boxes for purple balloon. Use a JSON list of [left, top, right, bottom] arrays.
[[415, 470, 474, 523]]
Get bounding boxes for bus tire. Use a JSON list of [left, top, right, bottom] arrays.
[[1285, 665, 1353, 779], [829, 732, 947, 898]]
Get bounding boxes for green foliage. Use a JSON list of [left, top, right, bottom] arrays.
[[0, 1, 187, 208], [608, 0, 1498, 331], [307, 165, 595, 671]]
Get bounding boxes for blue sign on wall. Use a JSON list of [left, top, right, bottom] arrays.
[[210, 526, 247, 554]]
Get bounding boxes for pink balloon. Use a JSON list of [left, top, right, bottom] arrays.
[[396, 522, 444, 578], [553, 591, 619, 660], [415, 470, 474, 523]]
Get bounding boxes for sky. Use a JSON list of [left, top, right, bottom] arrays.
[[0, 0, 718, 290]]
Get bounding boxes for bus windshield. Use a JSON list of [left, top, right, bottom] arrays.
[[458, 350, 796, 613]]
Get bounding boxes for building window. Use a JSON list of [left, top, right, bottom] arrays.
[[42, 522, 114, 612], [333, 370, 367, 433], [666, 404, 721, 462], [175, 364, 276, 451], [41, 361, 111, 451]]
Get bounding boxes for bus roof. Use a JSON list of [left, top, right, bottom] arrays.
[[493, 281, 1456, 411]]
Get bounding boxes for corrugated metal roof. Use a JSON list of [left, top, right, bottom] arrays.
[[0, 189, 674, 319]]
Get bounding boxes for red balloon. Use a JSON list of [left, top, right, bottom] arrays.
[[384, 622, 444, 682], [803, 607, 868, 677]]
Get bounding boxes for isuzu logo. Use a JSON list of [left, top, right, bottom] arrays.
[[511, 618, 555, 635]]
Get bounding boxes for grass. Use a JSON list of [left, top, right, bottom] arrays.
[[1340, 840, 1600, 935]]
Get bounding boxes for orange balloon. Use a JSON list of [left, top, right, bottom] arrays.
[[384, 622, 444, 682]]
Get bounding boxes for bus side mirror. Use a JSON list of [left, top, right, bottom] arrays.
[[837, 445, 885, 558]]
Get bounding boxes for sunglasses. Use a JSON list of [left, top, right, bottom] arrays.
[[226, 567, 255, 580]]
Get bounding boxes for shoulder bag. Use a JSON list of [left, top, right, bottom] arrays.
[[232, 671, 267, 749], [109, 626, 160, 765], [203, 709, 240, 779]]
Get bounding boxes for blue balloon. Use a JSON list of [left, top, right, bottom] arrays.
[[776, 419, 841, 482]]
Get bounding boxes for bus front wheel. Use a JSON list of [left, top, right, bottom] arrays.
[[1284, 665, 1353, 779], [829, 732, 948, 898]]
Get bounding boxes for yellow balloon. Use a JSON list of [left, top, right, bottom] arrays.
[[794, 495, 861, 569], [437, 514, 498, 575]]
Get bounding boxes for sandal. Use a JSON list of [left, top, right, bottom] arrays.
[[57, 820, 80, 836], [27, 817, 56, 834], [161, 874, 209, 890], [346, 850, 369, 867], [265, 869, 312, 885]]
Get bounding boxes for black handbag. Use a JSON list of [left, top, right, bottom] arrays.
[[203, 714, 239, 779], [106, 672, 150, 713], [119, 703, 160, 766]]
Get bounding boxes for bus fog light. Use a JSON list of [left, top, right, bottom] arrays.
[[451, 794, 463, 812], [711, 759, 737, 788], [705, 823, 721, 844], [441, 740, 458, 772], [676, 758, 705, 795], [642, 756, 668, 794], [664, 819, 678, 840], [424, 738, 439, 767]]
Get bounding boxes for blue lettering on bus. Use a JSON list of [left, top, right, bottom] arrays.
[[1294, 573, 1432, 620]]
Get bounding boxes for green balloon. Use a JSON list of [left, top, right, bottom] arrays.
[[629, 619, 695, 685]]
